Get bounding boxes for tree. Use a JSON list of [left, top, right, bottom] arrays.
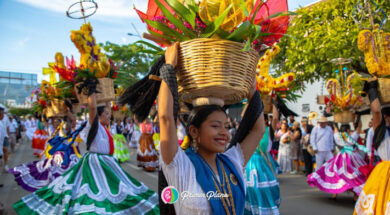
[[100, 41, 163, 87], [272, 0, 390, 91]]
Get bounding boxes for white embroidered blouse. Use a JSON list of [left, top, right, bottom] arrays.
[[82, 121, 111, 155], [160, 145, 245, 215]]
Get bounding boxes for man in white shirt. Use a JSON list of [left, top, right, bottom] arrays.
[[8, 115, 18, 152], [310, 116, 334, 170], [0, 109, 10, 172]]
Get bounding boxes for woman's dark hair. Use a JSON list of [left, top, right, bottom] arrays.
[[186, 105, 227, 143], [119, 56, 165, 122], [86, 106, 106, 150], [340, 124, 350, 133]]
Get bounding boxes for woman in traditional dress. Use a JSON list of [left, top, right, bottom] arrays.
[[137, 119, 159, 171], [25, 115, 37, 141], [31, 118, 48, 157], [113, 119, 130, 162], [13, 86, 159, 214], [354, 80, 390, 214], [245, 110, 281, 215], [9, 113, 82, 192], [307, 120, 367, 200], [276, 122, 293, 173], [158, 43, 265, 214]]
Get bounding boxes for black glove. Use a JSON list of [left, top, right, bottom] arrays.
[[160, 64, 179, 122], [76, 78, 99, 96], [363, 80, 379, 103]]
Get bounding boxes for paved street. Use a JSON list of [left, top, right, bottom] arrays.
[[0, 141, 355, 215]]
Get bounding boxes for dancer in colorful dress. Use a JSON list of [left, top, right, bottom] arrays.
[[158, 44, 265, 214], [137, 119, 159, 171], [307, 119, 367, 200], [354, 80, 390, 214], [9, 110, 83, 192], [13, 85, 159, 214], [31, 119, 48, 157], [245, 111, 281, 215], [113, 124, 130, 163]]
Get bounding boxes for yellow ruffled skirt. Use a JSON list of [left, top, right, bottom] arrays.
[[354, 161, 390, 215]]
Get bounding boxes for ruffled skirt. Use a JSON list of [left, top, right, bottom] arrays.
[[354, 161, 390, 215], [31, 129, 48, 156], [245, 152, 281, 215], [137, 134, 158, 171], [9, 146, 80, 192], [113, 134, 130, 162], [307, 151, 367, 194], [13, 153, 159, 214]]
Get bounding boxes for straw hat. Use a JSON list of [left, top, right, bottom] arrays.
[[317, 116, 328, 123]]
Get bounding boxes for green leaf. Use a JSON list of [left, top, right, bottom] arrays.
[[240, 0, 249, 17], [251, 1, 263, 23], [145, 19, 185, 41], [242, 38, 252, 52], [185, 0, 199, 13], [154, 0, 195, 38], [257, 11, 296, 25], [227, 21, 251, 41], [200, 4, 233, 38], [135, 40, 163, 52], [165, 0, 196, 28], [146, 29, 176, 43]]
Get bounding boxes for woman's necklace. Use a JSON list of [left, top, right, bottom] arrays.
[[199, 155, 236, 215]]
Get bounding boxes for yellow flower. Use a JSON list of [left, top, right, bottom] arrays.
[[199, 0, 253, 32]]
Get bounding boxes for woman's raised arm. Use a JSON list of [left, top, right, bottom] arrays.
[[239, 81, 266, 165], [158, 43, 179, 165]]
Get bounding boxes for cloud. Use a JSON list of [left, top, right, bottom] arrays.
[[15, 0, 148, 18], [17, 37, 30, 47]]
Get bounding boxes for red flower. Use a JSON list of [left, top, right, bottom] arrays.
[[135, 0, 175, 47]]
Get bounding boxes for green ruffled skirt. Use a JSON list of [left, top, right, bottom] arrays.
[[13, 153, 159, 214]]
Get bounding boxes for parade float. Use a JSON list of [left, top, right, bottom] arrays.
[[255, 45, 295, 113], [324, 59, 365, 123], [136, 0, 290, 106]]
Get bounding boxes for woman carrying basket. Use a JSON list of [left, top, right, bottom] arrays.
[[158, 43, 265, 214], [13, 81, 159, 214], [354, 79, 390, 215]]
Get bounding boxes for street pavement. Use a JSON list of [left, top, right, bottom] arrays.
[[0, 141, 355, 214]]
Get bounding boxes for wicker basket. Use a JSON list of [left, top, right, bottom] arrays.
[[261, 94, 273, 113], [50, 99, 67, 116], [75, 78, 115, 105], [177, 38, 259, 105], [112, 111, 126, 121], [378, 78, 390, 104], [72, 103, 82, 114], [334, 110, 355, 123], [317, 95, 327, 105]]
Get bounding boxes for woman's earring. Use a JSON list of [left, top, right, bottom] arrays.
[[192, 139, 198, 151]]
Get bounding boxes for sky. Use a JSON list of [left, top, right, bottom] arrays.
[[0, 0, 317, 82]]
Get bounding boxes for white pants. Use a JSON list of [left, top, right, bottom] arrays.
[[315, 151, 333, 170]]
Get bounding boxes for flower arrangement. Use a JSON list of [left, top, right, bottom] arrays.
[[256, 45, 295, 95], [135, 0, 290, 50], [357, 25, 390, 77], [325, 71, 365, 114]]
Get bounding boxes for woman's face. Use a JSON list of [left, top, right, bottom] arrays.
[[191, 111, 231, 154], [281, 123, 288, 131], [99, 107, 111, 126]]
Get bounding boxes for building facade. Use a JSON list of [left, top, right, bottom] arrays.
[[0, 71, 38, 106]]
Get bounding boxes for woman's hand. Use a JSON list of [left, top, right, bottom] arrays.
[[165, 42, 179, 68]]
